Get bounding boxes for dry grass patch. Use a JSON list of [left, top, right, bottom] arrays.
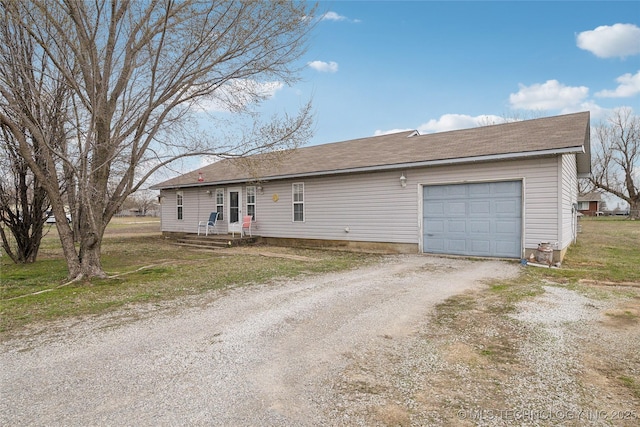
[[1, 218, 379, 335]]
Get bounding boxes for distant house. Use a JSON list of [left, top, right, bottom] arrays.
[[577, 192, 602, 216], [151, 112, 591, 262]]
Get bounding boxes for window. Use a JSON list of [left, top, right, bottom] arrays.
[[292, 183, 304, 222], [577, 201, 589, 210], [176, 191, 183, 220], [246, 186, 256, 220], [216, 189, 224, 220]]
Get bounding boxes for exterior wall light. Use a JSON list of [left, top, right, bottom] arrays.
[[399, 173, 407, 188]]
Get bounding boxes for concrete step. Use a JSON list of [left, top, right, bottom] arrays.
[[174, 234, 257, 250]]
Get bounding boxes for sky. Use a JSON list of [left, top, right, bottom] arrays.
[[262, 0, 640, 146]]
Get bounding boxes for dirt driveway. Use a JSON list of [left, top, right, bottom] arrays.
[[1, 255, 517, 425]]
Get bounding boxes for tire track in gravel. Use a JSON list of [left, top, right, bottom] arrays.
[[1, 255, 519, 426]]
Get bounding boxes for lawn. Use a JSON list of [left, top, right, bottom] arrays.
[[537, 216, 640, 283], [0, 217, 377, 334], [1, 216, 637, 335], [483, 217, 639, 312]]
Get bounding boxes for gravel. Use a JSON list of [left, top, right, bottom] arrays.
[[0, 255, 519, 426]]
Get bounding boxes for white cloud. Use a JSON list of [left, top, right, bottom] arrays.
[[576, 23, 640, 58], [320, 11, 361, 23], [373, 127, 414, 136], [595, 71, 640, 98], [321, 11, 346, 21], [417, 114, 507, 134], [509, 80, 589, 110], [307, 60, 339, 73], [374, 114, 507, 136], [195, 79, 284, 113]]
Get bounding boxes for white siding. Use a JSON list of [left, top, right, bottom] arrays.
[[253, 157, 561, 250], [160, 156, 569, 253], [160, 187, 226, 233], [560, 154, 579, 249], [256, 170, 418, 243]]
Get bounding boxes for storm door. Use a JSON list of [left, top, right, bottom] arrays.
[[228, 187, 242, 233]]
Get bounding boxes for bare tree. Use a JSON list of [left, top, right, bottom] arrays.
[[0, 125, 50, 263], [590, 108, 639, 219], [0, 6, 72, 263], [121, 190, 157, 217], [0, 1, 315, 280]]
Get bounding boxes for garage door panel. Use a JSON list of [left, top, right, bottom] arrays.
[[495, 241, 519, 256], [469, 183, 491, 197], [447, 239, 467, 252], [423, 181, 522, 258], [470, 220, 490, 233], [447, 220, 466, 233], [425, 201, 445, 215], [495, 199, 520, 215], [424, 186, 447, 198], [447, 186, 468, 197], [470, 200, 490, 214], [494, 181, 520, 194], [447, 201, 466, 216], [470, 240, 491, 253], [425, 238, 445, 252], [425, 219, 444, 233], [495, 219, 520, 234]]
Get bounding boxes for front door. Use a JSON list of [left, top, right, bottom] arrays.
[[228, 187, 242, 234]]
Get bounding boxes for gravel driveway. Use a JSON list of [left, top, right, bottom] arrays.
[[0, 255, 519, 426]]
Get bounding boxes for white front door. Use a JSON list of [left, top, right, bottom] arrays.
[[228, 187, 242, 234]]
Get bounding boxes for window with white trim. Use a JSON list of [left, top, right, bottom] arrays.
[[216, 189, 224, 220], [577, 201, 589, 210], [292, 183, 304, 222], [246, 186, 256, 220], [176, 191, 183, 220]]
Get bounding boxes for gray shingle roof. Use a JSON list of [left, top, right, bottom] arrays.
[[578, 191, 603, 202], [152, 111, 590, 189]]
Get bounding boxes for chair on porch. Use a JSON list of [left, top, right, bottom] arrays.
[[241, 215, 253, 237], [197, 212, 219, 236]]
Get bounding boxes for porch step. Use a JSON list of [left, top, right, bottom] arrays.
[[174, 233, 257, 250]]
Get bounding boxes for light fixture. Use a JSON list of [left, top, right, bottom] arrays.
[[399, 173, 407, 188], [256, 185, 263, 194]]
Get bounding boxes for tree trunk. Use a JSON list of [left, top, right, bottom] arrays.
[[56, 223, 108, 280], [79, 233, 106, 279], [630, 200, 640, 220]]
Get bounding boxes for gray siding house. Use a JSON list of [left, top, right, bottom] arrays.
[[151, 111, 591, 261]]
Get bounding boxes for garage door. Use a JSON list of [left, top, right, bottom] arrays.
[[423, 181, 522, 258]]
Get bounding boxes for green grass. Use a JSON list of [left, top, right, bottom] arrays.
[[545, 217, 640, 283], [618, 375, 640, 399], [503, 217, 638, 293], [1, 218, 378, 334]]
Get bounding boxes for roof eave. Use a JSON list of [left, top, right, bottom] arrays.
[[151, 146, 585, 190]]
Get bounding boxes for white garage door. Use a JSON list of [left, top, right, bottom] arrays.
[[423, 181, 522, 258]]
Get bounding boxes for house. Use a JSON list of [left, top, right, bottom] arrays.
[[577, 191, 602, 216], [151, 111, 591, 262]]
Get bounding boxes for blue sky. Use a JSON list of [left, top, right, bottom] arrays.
[[260, 1, 640, 146]]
